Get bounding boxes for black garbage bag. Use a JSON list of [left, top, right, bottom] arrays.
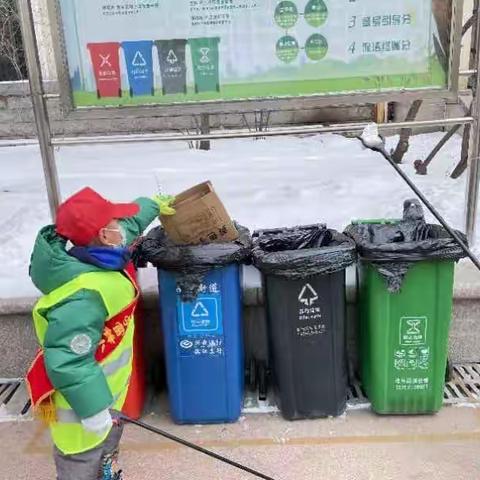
[[344, 199, 468, 292], [135, 223, 252, 301], [252, 224, 357, 279]]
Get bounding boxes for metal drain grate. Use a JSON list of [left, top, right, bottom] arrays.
[[0, 379, 32, 422], [444, 363, 480, 405], [0, 364, 479, 421], [346, 362, 480, 409]]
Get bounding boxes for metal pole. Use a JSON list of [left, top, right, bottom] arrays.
[[0, 139, 39, 148], [17, 0, 61, 220], [49, 117, 475, 147], [199, 113, 211, 151], [370, 144, 480, 272], [466, 2, 480, 243], [415, 123, 463, 175], [0, 117, 473, 149], [120, 415, 276, 480]]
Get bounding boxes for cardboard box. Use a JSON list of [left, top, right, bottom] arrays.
[[161, 181, 239, 245]]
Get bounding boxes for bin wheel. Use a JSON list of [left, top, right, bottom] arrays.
[[195, 85, 198, 94], [129, 87, 133, 98], [151, 87, 155, 96], [258, 361, 268, 401], [162, 87, 166, 96], [445, 358, 454, 383], [183, 85, 187, 94], [247, 358, 257, 390], [118, 88, 122, 98], [216, 83, 220, 92], [96, 89, 101, 99]]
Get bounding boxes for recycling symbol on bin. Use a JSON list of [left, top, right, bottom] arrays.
[[132, 51, 147, 67], [298, 283, 318, 306], [192, 301, 209, 317], [199, 47, 211, 64], [166, 49, 178, 65]]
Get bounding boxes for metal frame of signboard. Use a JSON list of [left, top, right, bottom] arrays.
[[12, 0, 480, 246], [46, 0, 464, 120]]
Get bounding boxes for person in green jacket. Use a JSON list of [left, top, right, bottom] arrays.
[[28, 187, 174, 480]]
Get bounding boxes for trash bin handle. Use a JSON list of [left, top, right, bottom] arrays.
[[253, 224, 327, 239], [350, 219, 401, 226]]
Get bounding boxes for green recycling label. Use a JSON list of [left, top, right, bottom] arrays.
[[276, 35, 299, 63], [305, 34, 328, 61], [304, 0, 328, 27], [274, 1, 299, 29]]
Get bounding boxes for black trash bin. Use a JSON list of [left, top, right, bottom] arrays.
[[252, 225, 356, 420]]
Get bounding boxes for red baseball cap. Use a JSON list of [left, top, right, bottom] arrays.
[[56, 187, 139, 246]]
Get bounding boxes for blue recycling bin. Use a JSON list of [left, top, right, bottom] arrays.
[[121, 40, 154, 97], [158, 264, 244, 424]]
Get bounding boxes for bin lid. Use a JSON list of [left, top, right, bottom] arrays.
[[252, 225, 356, 279], [344, 199, 468, 293]]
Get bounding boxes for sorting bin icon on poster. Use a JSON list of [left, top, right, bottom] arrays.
[[87, 42, 122, 98], [155, 39, 188, 95], [189, 37, 221, 93], [121, 40, 154, 97]]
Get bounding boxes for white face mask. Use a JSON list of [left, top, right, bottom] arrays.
[[102, 225, 127, 247]]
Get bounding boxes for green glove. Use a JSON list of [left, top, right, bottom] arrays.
[[153, 194, 176, 216]]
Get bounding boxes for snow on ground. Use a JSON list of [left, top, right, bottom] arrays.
[[0, 131, 475, 298]]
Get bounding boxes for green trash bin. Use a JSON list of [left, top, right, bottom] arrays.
[[345, 200, 467, 415], [189, 37, 220, 93]]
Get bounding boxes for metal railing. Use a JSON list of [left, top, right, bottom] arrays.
[[13, 0, 480, 243]]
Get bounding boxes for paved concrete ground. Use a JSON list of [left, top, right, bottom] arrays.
[[1, 405, 479, 480]]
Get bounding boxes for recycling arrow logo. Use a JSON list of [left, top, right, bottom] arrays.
[[166, 49, 178, 65], [192, 301, 209, 317], [298, 283, 318, 306], [132, 51, 147, 67]]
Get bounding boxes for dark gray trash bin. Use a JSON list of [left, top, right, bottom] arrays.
[[252, 225, 356, 420], [155, 39, 188, 95]]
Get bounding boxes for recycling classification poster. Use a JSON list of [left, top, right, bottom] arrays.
[[58, 0, 449, 107]]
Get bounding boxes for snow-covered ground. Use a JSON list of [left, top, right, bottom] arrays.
[[0, 131, 476, 299]]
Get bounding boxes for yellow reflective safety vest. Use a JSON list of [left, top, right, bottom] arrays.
[[30, 268, 137, 455]]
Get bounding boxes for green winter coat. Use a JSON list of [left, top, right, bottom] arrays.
[[29, 197, 158, 420]]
